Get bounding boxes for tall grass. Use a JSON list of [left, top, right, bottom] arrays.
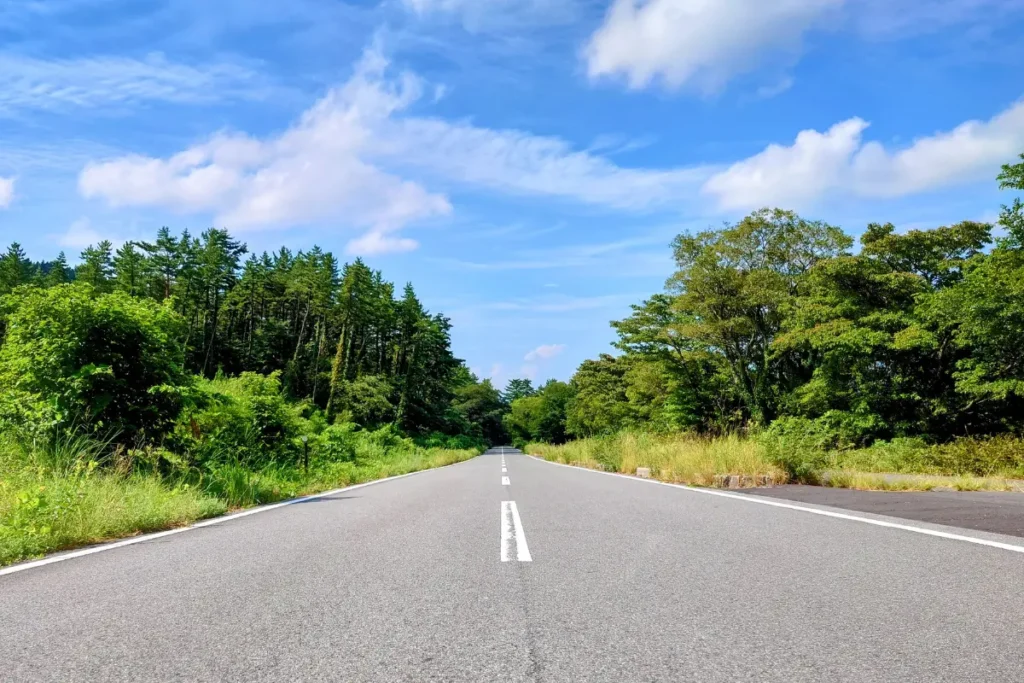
[[527, 431, 788, 487], [530, 431, 1024, 492], [1, 430, 479, 567], [0, 432, 226, 566]]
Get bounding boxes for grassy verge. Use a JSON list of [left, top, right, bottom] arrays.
[[820, 471, 1020, 492], [527, 431, 788, 487], [0, 436, 478, 567], [528, 431, 1024, 493]]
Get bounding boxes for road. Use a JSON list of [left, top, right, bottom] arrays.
[[3, 448, 1024, 682]]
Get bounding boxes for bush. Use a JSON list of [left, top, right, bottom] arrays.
[[0, 284, 190, 442], [174, 371, 304, 468]]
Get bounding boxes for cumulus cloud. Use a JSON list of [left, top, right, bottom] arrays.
[[524, 344, 566, 362], [0, 176, 13, 208], [80, 50, 452, 255], [703, 99, 1024, 210], [585, 0, 842, 91], [80, 46, 708, 253]]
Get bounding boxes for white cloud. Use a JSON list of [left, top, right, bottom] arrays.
[[346, 230, 419, 256], [755, 76, 795, 100], [401, 0, 575, 30], [381, 118, 705, 209], [80, 49, 452, 251], [0, 53, 266, 113], [703, 99, 1024, 210], [0, 176, 13, 208], [519, 364, 539, 381], [54, 217, 122, 250], [80, 46, 708, 250], [585, 0, 842, 91], [524, 344, 566, 362]]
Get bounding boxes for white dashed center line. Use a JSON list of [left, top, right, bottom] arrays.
[[502, 476, 510, 486], [500, 501, 532, 562]]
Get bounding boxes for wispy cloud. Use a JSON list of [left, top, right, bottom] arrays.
[[0, 177, 14, 208], [0, 53, 270, 115], [79, 48, 452, 255], [524, 343, 566, 361], [78, 45, 710, 253], [54, 217, 107, 249], [467, 293, 643, 314], [436, 234, 676, 272]]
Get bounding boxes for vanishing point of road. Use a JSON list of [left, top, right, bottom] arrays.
[[3, 448, 1024, 682]]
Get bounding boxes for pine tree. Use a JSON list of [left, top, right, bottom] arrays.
[[0, 243, 32, 294], [78, 240, 114, 292]]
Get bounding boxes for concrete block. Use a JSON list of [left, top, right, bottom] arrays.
[[636, 467, 651, 478]]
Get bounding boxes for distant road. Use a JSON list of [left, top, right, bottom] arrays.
[[3, 448, 1024, 682]]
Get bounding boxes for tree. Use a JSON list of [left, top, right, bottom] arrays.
[[668, 208, 850, 425], [0, 243, 32, 294], [503, 378, 535, 403], [0, 285, 190, 441], [77, 241, 114, 292], [113, 242, 150, 297], [451, 377, 508, 445], [44, 252, 71, 287], [566, 355, 631, 437]]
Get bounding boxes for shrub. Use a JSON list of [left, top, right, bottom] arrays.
[[174, 371, 304, 467], [0, 284, 190, 442]]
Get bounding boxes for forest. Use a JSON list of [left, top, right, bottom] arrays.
[[516, 153, 1024, 486], [0, 229, 508, 565]]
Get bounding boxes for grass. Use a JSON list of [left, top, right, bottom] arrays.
[[820, 471, 1020, 492], [528, 431, 1024, 493], [0, 468, 226, 567], [527, 431, 788, 487], [0, 433, 479, 567]]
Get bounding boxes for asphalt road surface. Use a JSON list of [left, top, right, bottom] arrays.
[[3, 448, 1024, 682]]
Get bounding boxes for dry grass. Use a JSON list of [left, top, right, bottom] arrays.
[[822, 470, 1020, 492], [527, 432, 788, 487]]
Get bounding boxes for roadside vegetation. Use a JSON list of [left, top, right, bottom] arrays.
[[516, 154, 1024, 492], [0, 235, 492, 566]]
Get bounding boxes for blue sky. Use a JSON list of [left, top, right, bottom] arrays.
[[2, 0, 1023, 387]]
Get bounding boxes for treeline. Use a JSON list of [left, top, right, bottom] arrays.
[[0, 228, 505, 445], [505, 153, 1024, 450]]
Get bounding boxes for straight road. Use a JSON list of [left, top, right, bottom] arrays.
[[3, 448, 1024, 682]]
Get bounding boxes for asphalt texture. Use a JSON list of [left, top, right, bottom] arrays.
[[2, 448, 1024, 682], [737, 484, 1024, 538]]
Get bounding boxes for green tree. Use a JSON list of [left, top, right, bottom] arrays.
[[0, 243, 33, 294], [77, 241, 114, 292], [113, 242, 151, 297], [503, 378, 535, 403], [44, 252, 72, 287], [0, 285, 190, 441], [566, 355, 631, 437], [668, 208, 850, 424], [451, 377, 508, 445]]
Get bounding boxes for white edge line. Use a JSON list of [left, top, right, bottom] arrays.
[[529, 456, 1024, 556], [0, 459, 474, 578], [509, 500, 532, 562]]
